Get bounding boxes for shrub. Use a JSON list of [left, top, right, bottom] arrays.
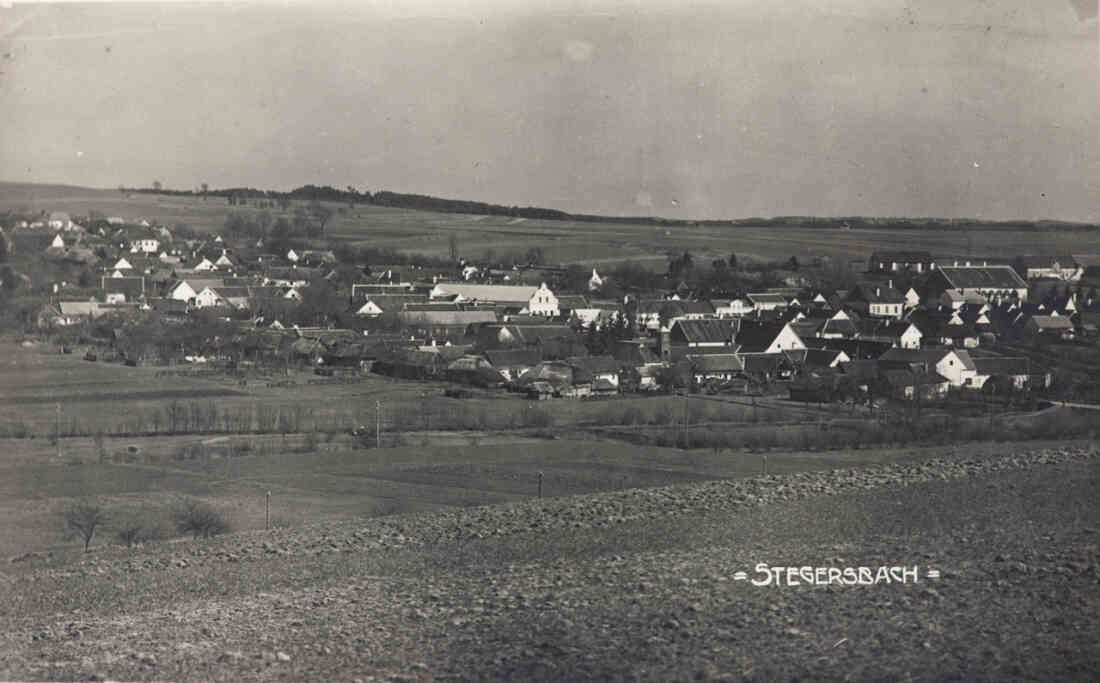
[[171, 498, 232, 539]]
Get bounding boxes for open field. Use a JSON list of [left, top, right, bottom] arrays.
[[4, 182, 1098, 267], [1, 446, 1096, 680]]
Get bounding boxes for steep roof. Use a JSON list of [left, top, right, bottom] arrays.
[[690, 354, 744, 373], [363, 294, 429, 311], [851, 283, 905, 304], [870, 250, 933, 262], [484, 348, 541, 368], [937, 265, 1027, 290], [733, 320, 792, 353], [399, 310, 498, 326], [879, 347, 976, 371], [100, 276, 145, 297], [747, 292, 788, 305], [1029, 315, 1074, 330], [972, 356, 1034, 376], [804, 348, 847, 368], [432, 283, 540, 303], [506, 323, 578, 344], [555, 295, 590, 310], [670, 319, 735, 344]]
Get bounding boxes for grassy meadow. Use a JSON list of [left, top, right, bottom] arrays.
[[4, 182, 1099, 268]]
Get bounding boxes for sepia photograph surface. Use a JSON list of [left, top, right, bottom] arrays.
[[1, 1, 1098, 680]]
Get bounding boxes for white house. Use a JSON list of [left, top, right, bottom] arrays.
[[588, 268, 604, 291], [194, 287, 223, 308], [112, 257, 134, 271], [286, 249, 300, 263], [747, 292, 788, 312], [355, 300, 385, 317], [168, 280, 198, 302], [429, 282, 559, 316], [48, 212, 73, 230], [902, 287, 921, 309], [50, 234, 65, 249], [880, 348, 978, 388], [130, 239, 160, 254], [215, 252, 234, 268], [193, 257, 217, 271]]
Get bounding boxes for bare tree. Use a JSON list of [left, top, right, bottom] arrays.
[[60, 500, 108, 552]]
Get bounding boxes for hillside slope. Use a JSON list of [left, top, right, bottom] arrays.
[[1, 446, 1098, 681]]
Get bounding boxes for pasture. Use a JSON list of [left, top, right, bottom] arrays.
[[4, 182, 1098, 268]]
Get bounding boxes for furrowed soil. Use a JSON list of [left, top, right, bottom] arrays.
[[1, 446, 1097, 681]]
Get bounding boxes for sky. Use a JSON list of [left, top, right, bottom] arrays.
[[1, 0, 1097, 221]]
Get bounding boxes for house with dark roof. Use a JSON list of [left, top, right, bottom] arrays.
[[484, 348, 541, 381], [846, 283, 905, 319], [746, 292, 788, 312], [868, 250, 935, 274], [881, 368, 950, 401], [1024, 314, 1075, 342], [668, 319, 736, 348], [733, 319, 805, 354], [803, 348, 851, 369], [1022, 254, 1082, 281], [878, 347, 978, 388], [971, 356, 1049, 390], [689, 354, 744, 383], [100, 276, 145, 303], [856, 319, 922, 349], [925, 265, 1029, 305], [803, 337, 893, 361], [354, 294, 428, 317]]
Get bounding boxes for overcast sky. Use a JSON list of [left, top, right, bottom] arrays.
[[1, 1, 1097, 220]]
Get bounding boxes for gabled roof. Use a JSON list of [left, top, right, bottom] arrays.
[[1029, 315, 1074, 329], [850, 283, 905, 304], [879, 347, 976, 371], [485, 348, 541, 367], [882, 369, 951, 388], [936, 265, 1027, 290], [362, 294, 428, 311], [747, 292, 788, 305], [556, 295, 590, 310], [972, 356, 1034, 376], [567, 355, 622, 375], [670, 318, 735, 344], [399, 310, 498, 326], [505, 323, 578, 344], [733, 319, 792, 353], [100, 276, 145, 297], [803, 348, 847, 368], [690, 354, 744, 373], [432, 283, 541, 303], [869, 250, 933, 262]]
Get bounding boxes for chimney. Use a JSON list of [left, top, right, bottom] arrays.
[[876, 287, 881, 297], [964, 260, 971, 267], [953, 260, 958, 267], [887, 279, 893, 290]]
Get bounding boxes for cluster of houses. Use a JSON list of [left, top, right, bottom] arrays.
[[25, 217, 1097, 401]]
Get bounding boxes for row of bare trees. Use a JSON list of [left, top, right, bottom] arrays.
[[59, 497, 231, 552]]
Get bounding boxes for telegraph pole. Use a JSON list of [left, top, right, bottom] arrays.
[[375, 400, 382, 449], [56, 403, 61, 459]]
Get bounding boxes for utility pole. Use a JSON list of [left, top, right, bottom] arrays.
[[683, 393, 689, 448], [265, 490, 271, 530], [376, 400, 382, 449], [56, 403, 61, 459]]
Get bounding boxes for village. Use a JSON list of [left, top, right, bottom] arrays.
[[3, 207, 1099, 409]]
